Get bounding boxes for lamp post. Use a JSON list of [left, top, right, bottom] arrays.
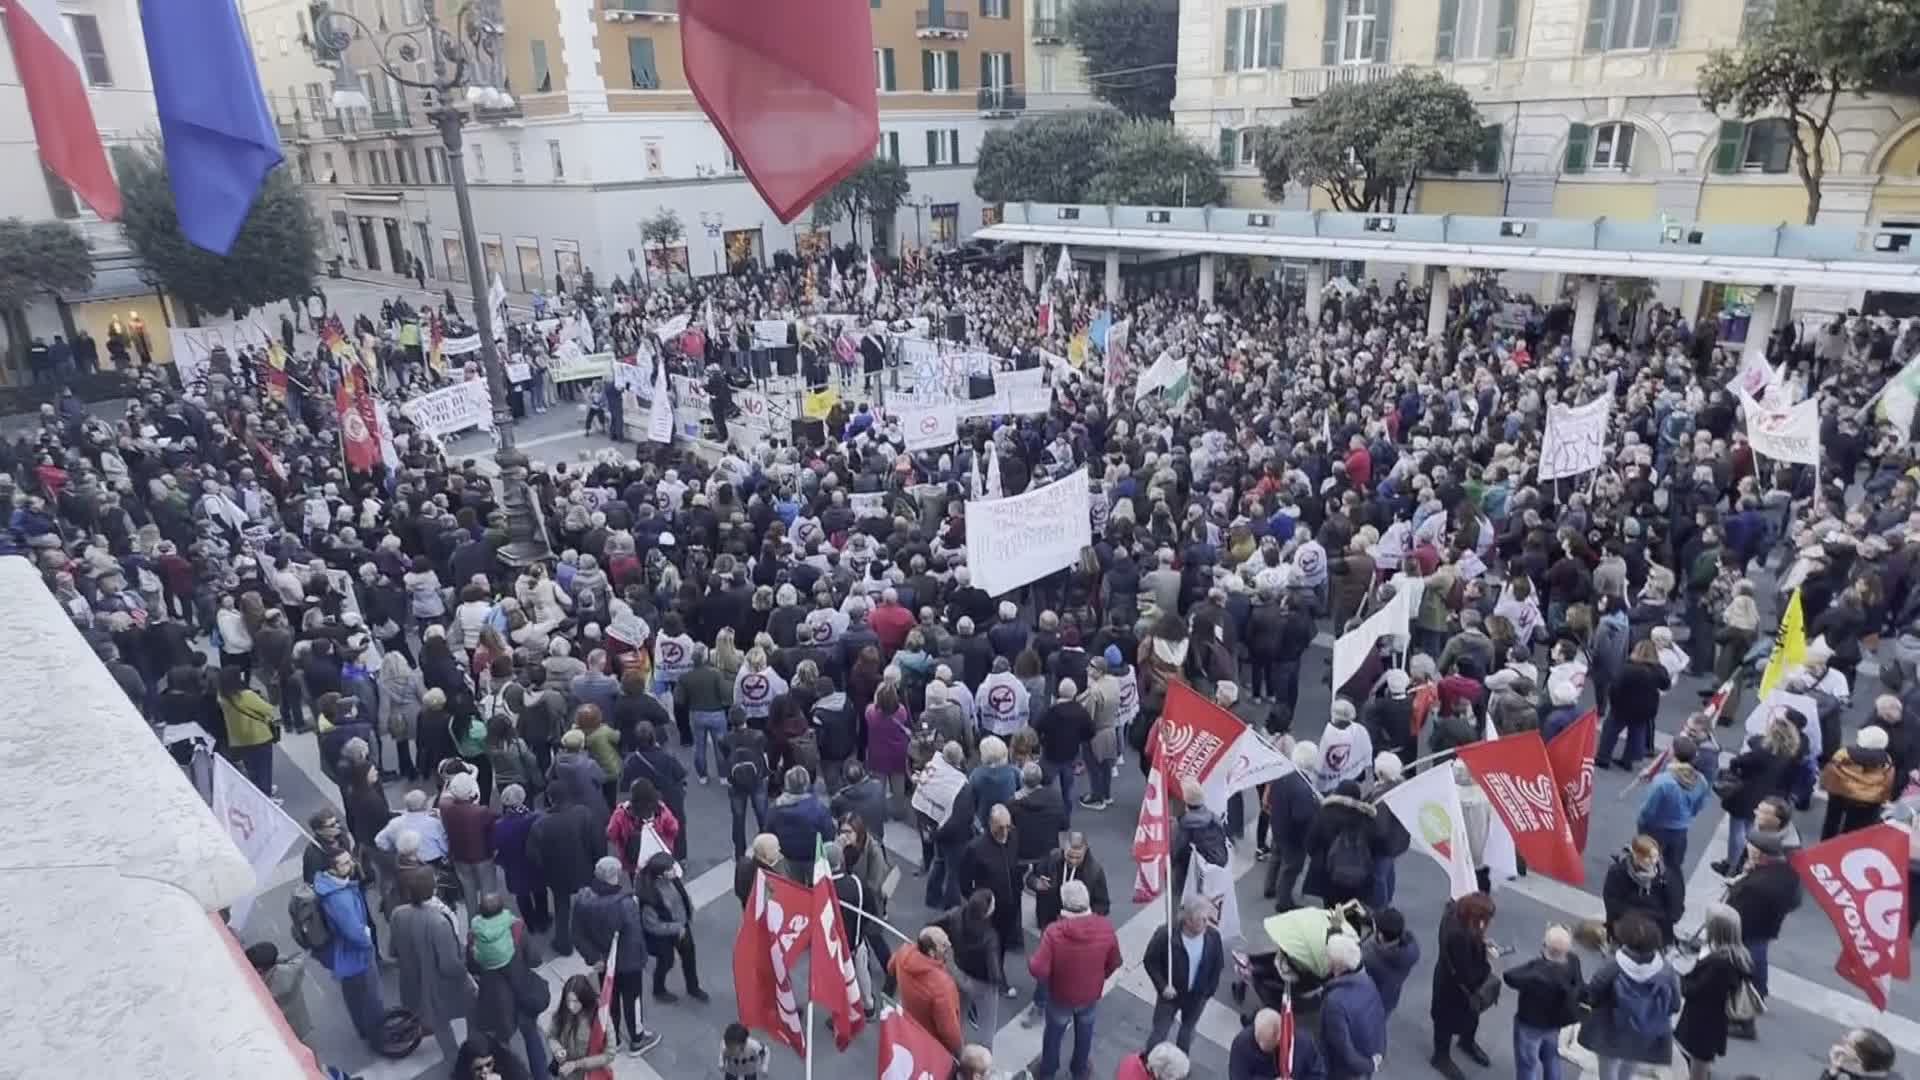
[[907, 195, 932, 251], [308, 0, 550, 565]]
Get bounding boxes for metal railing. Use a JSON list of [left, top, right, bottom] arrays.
[[1032, 16, 1063, 40], [1288, 62, 1398, 98], [605, 0, 678, 14], [368, 108, 411, 131], [915, 9, 969, 32], [977, 86, 1025, 113], [320, 115, 345, 136]]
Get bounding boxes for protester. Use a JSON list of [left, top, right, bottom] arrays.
[[1635, 735, 1711, 876], [890, 927, 965, 1056], [1576, 911, 1681, 1080], [572, 857, 661, 1054], [546, 974, 617, 1080], [1430, 893, 1497, 1080], [1142, 896, 1225, 1055], [1723, 827, 1803, 1010], [1675, 903, 1754, 1080], [1028, 879, 1121, 1080], [1319, 933, 1386, 1080], [389, 869, 476, 1062], [1503, 925, 1584, 1080]]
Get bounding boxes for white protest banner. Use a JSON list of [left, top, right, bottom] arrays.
[[505, 361, 532, 383], [1743, 393, 1821, 466], [401, 378, 494, 437], [210, 753, 304, 929], [897, 337, 994, 403], [753, 319, 791, 349], [851, 492, 887, 519], [653, 313, 691, 341], [611, 355, 650, 395], [441, 333, 482, 357], [670, 373, 710, 441], [910, 755, 967, 827], [1180, 848, 1243, 944], [549, 350, 611, 383], [647, 358, 674, 444], [892, 400, 959, 451], [1380, 763, 1478, 898], [734, 390, 780, 441], [1537, 393, 1612, 481], [171, 321, 274, 388], [1000, 367, 1052, 415], [1330, 586, 1411, 691], [965, 468, 1092, 597]]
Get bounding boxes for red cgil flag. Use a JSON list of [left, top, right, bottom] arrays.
[[335, 380, 380, 473], [810, 836, 866, 1050], [679, 0, 879, 222], [1130, 726, 1172, 901], [732, 868, 813, 1056], [878, 1008, 955, 1078], [3, 0, 121, 218], [1544, 709, 1598, 853], [1790, 823, 1911, 1010], [1458, 731, 1585, 886]]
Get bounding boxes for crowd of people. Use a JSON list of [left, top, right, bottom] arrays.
[[9, 240, 1920, 1080]]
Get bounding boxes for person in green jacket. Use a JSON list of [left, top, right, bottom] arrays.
[[219, 665, 278, 794]]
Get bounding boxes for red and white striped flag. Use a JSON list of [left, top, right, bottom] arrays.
[[1275, 992, 1297, 1079], [1703, 677, 1734, 723], [3, 0, 121, 217]]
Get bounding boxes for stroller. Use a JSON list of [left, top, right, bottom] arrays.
[[1231, 901, 1375, 1021]]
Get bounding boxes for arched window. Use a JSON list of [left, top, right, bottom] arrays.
[[1564, 121, 1636, 173], [1710, 118, 1794, 174]]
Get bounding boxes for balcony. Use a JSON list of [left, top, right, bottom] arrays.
[[320, 115, 345, 136], [1288, 62, 1398, 101], [978, 86, 1025, 116], [368, 108, 411, 131], [276, 119, 303, 142], [1032, 17, 1064, 43], [603, 0, 678, 22], [915, 9, 968, 38]]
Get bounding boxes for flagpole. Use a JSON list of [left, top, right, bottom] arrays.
[[804, 1003, 815, 1080], [1164, 851, 1174, 992]]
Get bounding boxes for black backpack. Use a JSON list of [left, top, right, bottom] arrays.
[[1326, 827, 1372, 893], [288, 883, 333, 954], [727, 744, 766, 793]]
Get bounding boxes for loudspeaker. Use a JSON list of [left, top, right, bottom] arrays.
[[943, 312, 966, 342]]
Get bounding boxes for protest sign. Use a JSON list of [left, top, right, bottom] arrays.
[[400, 379, 494, 438], [1743, 393, 1821, 466], [171, 321, 274, 388], [850, 492, 887, 519], [892, 401, 959, 451], [610, 355, 650, 395], [910, 755, 966, 827], [896, 337, 995, 403], [505, 361, 532, 383], [964, 469, 1092, 597], [548, 350, 611, 384], [1458, 733, 1584, 885], [1538, 393, 1611, 480], [669, 374, 709, 441], [1790, 824, 1911, 1009], [440, 333, 482, 357], [752, 319, 791, 348]]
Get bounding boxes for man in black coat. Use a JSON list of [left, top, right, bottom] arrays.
[[1007, 764, 1066, 872], [951, 616, 994, 689], [1028, 832, 1110, 931], [1143, 897, 1226, 1054], [527, 800, 606, 955], [959, 804, 1023, 957], [1503, 924, 1583, 1074]]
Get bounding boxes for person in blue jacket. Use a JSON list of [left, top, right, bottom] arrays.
[[1319, 935, 1387, 1079], [314, 847, 386, 1047], [1634, 735, 1711, 877]]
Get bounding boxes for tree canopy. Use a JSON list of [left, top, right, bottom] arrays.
[[1698, 0, 1920, 224], [115, 143, 318, 321], [1255, 72, 1485, 212], [1084, 121, 1227, 206], [641, 208, 684, 249], [811, 157, 912, 249], [0, 217, 94, 364], [975, 109, 1127, 204], [1065, 0, 1178, 119]]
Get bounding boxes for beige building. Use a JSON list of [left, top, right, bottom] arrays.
[[1172, 0, 1920, 312]]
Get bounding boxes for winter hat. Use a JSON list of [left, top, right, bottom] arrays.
[[595, 856, 624, 884], [1104, 644, 1123, 667], [447, 772, 480, 802], [1858, 726, 1890, 751], [500, 784, 527, 808]]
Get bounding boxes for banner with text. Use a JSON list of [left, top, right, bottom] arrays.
[[400, 379, 494, 438], [1538, 393, 1612, 481], [172, 321, 274, 388], [548, 350, 612, 383], [891, 400, 960, 451], [1743, 393, 1821, 466], [965, 468, 1092, 597]]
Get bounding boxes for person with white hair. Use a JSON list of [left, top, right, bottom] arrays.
[[1028, 877, 1121, 1080], [1263, 739, 1320, 911], [1319, 933, 1386, 1080], [571, 855, 660, 1054], [1142, 895, 1224, 1055], [1503, 924, 1584, 1080], [1316, 698, 1374, 793], [1118, 1042, 1192, 1080]]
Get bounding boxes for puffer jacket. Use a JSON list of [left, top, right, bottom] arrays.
[[1821, 745, 1895, 805]]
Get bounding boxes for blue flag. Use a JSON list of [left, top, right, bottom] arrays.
[[1089, 309, 1113, 353], [141, 0, 283, 254]]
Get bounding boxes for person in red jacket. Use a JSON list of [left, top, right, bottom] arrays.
[[1028, 879, 1122, 1080], [1117, 1044, 1192, 1080]]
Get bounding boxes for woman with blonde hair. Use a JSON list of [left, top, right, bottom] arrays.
[[712, 627, 744, 686], [733, 646, 787, 723]]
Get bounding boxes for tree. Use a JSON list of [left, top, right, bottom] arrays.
[[115, 143, 318, 322], [1085, 122, 1227, 206], [974, 109, 1127, 204], [0, 218, 93, 368], [1065, 0, 1178, 119], [1698, 0, 1920, 225], [811, 157, 911, 250], [1256, 72, 1485, 212], [640, 208, 684, 280]]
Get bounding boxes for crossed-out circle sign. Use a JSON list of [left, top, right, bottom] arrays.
[[743, 674, 770, 701], [920, 415, 941, 435], [988, 685, 1015, 715], [660, 640, 685, 666]]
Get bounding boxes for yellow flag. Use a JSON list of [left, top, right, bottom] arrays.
[[1068, 333, 1090, 368], [803, 387, 840, 420], [1758, 588, 1806, 696]]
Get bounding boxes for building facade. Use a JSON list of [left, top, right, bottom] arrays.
[[250, 0, 1093, 294], [1171, 0, 1920, 313], [0, 0, 175, 380]]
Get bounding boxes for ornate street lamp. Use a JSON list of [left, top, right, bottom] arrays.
[[307, 0, 551, 565]]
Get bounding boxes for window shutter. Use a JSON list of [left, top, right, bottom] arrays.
[[1219, 127, 1237, 166], [950, 130, 961, 163], [1224, 7, 1243, 71], [1477, 123, 1502, 173], [1371, 0, 1393, 62], [1651, 0, 1680, 46], [1583, 0, 1608, 51], [922, 50, 936, 90], [1265, 4, 1285, 67], [629, 37, 657, 89], [1761, 121, 1792, 173], [981, 51, 992, 88], [1434, 0, 1458, 60], [1712, 120, 1745, 174], [1322, 0, 1341, 65], [1564, 121, 1591, 173], [1255, 8, 1272, 69], [1495, 0, 1517, 55], [927, 129, 940, 165], [883, 49, 896, 90], [946, 50, 961, 88]]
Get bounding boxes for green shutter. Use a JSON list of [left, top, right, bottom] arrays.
[[981, 51, 992, 88], [1564, 121, 1591, 173], [628, 37, 657, 89], [1224, 7, 1242, 71], [1651, 0, 1680, 46], [1583, 0, 1609, 51], [1477, 124, 1502, 173], [1321, 0, 1341, 64], [1434, 0, 1457, 59], [1371, 0, 1393, 61], [950, 129, 961, 163], [1264, 4, 1285, 67], [946, 50, 960, 89], [1740, 0, 1772, 38], [883, 48, 896, 90], [922, 50, 936, 90], [1495, 0, 1517, 55], [927, 129, 940, 165], [1713, 120, 1746, 174], [531, 40, 550, 93], [1219, 127, 1237, 166]]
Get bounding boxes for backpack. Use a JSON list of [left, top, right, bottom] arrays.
[[289, 883, 333, 953], [1326, 827, 1373, 893], [727, 744, 766, 793]]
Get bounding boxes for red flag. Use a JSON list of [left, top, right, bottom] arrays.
[[732, 868, 812, 1056], [1703, 678, 1734, 722], [1130, 738, 1172, 901], [1789, 823, 1911, 1009], [877, 1008, 953, 1079], [1275, 993, 1296, 1079], [1458, 732, 1584, 885], [3, 0, 121, 218], [810, 836, 866, 1050], [599, 932, 619, 1021], [335, 382, 380, 472], [1544, 710, 1597, 853], [680, 0, 878, 222]]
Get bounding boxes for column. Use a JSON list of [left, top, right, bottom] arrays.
[[1196, 253, 1216, 305], [1022, 244, 1040, 294], [1305, 261, 1327, 328], [1743, 287, 1779, 366], [1426, 266, 1450, 339], [1570, 276, 1601, 358], [1105, 248, 1122, 302]]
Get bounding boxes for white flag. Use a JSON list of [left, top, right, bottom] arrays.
[[985, 440, 1003, 499], [210, 753, 303, 929], [704, 299, 716, 342], [831, 256, 845, 296], [1053, 245, 1074, 284], [488, 274, 509, 340], [648, 358, 674, 444], [1379, 765, 1477, 899], [1179, 848, 1242, 944], [652, 313, 691, 342], [862, 253, 879, 305]]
